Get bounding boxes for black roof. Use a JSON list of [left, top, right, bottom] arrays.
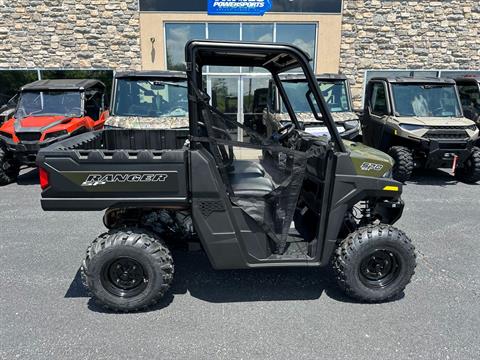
[[186, 40, 312, 73], [370, 76, 456, 85], [280, 73, 347, 82], [454, 76, 480, 84], [21, 79, 105, 91], [115, 70, 187, 80]]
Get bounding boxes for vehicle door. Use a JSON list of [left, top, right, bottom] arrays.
[[363, 81, 390, 149]]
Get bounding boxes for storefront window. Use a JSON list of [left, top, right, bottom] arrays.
[[208, 23, 240, 73], [276, 23, 316, 67], [165, 23, 206, 71], [242, 23, 273, 42], [165, 22, 316, 73], [242, 24, 274, 73]]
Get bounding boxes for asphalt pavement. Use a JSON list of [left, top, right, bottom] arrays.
[[0, 168, 479, 360]]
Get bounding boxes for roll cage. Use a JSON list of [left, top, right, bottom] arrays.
[[185, 40, 346, 152]]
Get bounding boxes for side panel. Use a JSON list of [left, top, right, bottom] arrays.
[[40, 150, 189, 210], [320, 153, 404, 264], [190, 149, 249, 269]]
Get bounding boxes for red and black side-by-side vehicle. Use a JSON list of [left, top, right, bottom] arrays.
[[0, 79, 108, 185]]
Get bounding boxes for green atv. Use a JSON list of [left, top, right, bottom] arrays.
[[37, 40, 416, 311], [362, 77, 480, 183]]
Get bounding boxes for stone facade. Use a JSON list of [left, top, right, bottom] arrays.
[[0, 0, 141, 70], [340, 0, 480, 106]]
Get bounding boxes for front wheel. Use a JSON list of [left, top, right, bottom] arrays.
[[0, 147, 19, 186], [388, 146, 414, 183], [81, 228, 174, 312], [455, 147, 480, 184], [333, 225, 416, 302]]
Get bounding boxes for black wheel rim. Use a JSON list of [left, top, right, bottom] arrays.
[[101, 257, 148, 298], [359, 249, 401, 288]]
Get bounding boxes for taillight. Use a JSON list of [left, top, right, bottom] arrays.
[[39, 167, 49, 190]]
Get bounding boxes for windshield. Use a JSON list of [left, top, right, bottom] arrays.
[[15, 91, 82, 119], [392, 84, 462, 117], [281, 79, 351, 113], [113, 79, 188, 117]]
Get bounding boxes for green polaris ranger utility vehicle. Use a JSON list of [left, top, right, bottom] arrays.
[[37, 41, 416, 311], [362, 77, 480, 183]]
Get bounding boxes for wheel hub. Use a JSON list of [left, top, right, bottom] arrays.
[[360, 250, 400, 287], [101, 257, 148, 298]]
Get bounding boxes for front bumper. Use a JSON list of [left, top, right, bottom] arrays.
[[418, 138, 475, 168], [373, 198, 404, 225], [0, 134, 70, 166], [340, 125, 361, 140]]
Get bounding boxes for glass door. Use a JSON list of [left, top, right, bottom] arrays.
[[240, 76, 271, 141], [207, 75, 272, 142], [209, 76, 240, 140]]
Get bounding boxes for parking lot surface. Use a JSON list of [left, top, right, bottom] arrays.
[[1, 168, 479, 360]]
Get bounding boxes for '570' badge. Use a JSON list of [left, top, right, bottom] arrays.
[[360, 162, 384, 172]]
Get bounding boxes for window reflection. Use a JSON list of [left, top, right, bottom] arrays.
[[243, 77, 270, 138], [165, 23, 205, 71], [242, 24, 273, 42], [165, 22, 317, 73], [208, 23, 240, 73], [276, 24, 316, 69], [242, 24, 273, 73]]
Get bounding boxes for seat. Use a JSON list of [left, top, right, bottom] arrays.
[[229, 160, 265, 177], [229, 172, 274, 197]]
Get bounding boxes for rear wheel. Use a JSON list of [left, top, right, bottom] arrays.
[[388, 146, 414, 182], [455, 147, 480, 184], [0, 147, 19, 186], [81, 228, 174, 312], [333, 225, 416, 302]]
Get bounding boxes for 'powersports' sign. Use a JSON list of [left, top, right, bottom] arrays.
[[208, 0, 272, 16]]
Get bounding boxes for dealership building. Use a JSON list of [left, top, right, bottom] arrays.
[[0, 0, 479, 110]]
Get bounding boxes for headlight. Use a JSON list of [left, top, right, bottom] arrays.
[[44, 130, 68, 140], [343, 120, 359, 129], [399, 123, 425, 131], [466, 124, 478, 131]]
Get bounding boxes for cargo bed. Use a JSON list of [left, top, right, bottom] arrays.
[[37, 129, 190, 211]]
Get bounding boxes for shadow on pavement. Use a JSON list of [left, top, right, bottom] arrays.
[[408, 168, 459, 186], [65, 251, 405, 313], [16, 168, 39, 186]]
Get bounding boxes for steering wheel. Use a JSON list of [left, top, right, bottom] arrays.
[[167, 106, 187, 114], [69, 107, 83, 116], [275, 123, 296, 141]]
